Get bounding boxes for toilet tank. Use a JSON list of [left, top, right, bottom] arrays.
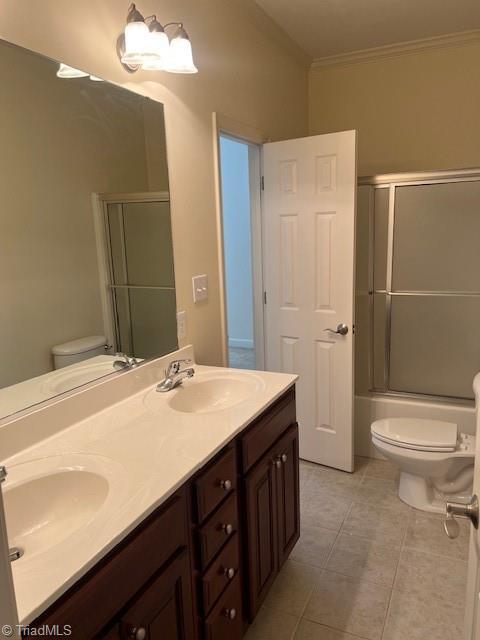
[[51, 335, 107, 369]]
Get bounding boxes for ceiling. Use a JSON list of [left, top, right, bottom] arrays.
[[254, 0, 480, 59]]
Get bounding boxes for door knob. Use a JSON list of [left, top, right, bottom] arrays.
[[324, 323, 348, 336], [444, 494, 478, 539]]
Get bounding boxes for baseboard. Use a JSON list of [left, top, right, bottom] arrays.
[[228, 338, 254, 349]]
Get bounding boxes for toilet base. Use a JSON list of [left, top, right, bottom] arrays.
[[398, 471, 472, 514]]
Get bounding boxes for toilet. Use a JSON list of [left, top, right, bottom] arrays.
[[371, 417, 475, 513], [51, 335, 107, 369]]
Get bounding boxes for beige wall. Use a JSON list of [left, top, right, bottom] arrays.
[[0, 0, 309, 367], [1, 42, 164, 387], [309, 42, 480, 176]]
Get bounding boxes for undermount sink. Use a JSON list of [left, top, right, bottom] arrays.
[[3, 454, 123, 560], [163, 371, 266, 414]]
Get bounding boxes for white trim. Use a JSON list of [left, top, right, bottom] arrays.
[[311, 29, 480, 70], [248, 144, 266, 371], [228, 338, 254, 350], [212, 113, 266, 370]]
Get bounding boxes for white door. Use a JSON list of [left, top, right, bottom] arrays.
[[263, 130, 357, 472], [465, 374, 480, 639]]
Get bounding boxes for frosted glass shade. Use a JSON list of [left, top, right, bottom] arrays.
[[121, 20, 151, 64], [166, 34, 198, 74], [141, 30, 170, 70], [56, 63, 89, 79]]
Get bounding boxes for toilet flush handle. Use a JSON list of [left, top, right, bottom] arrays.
[[444, 494, 478, 539]]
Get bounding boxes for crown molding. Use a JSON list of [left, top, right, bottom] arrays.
[[311, 29, 480, 71]]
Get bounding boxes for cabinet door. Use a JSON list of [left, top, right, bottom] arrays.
[[119, 550, 195, 640], [244, 450, 278, 618], [275, 424, 300, 568]]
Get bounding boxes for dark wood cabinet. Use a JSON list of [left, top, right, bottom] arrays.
[[244, 446, 279, 616], [243, 423, 300, 618], [119, 550, 195, 640], [29, 388, 298, 640]]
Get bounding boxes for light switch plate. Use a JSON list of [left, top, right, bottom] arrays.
[[192, 274, 208, 303], [177, 310, 187, 340]]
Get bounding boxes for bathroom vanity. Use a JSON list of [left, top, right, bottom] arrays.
[[0, 350, 298, 640]]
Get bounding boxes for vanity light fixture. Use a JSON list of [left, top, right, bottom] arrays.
[[56, 63, 104, 82], [56, 63, 89, 79], [118, 3, 198, 74]]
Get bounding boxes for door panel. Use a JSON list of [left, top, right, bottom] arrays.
[[275, 425, 300, 568], [263, 131, 357, 471], [119, 550, 194, 640], [244, 452, 278, 618]]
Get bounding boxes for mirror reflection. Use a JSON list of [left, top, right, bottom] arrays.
[[0, 40, 177, 420]]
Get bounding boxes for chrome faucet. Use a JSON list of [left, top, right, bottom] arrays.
[[113, 353, 139, 370], [156, 359, 195, 392]]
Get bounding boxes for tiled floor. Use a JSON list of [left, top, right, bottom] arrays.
[[245, 456, 469, 640], [229, 347, 256, 370]]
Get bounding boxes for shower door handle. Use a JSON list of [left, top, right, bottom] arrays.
[[324, 323, 349, 336]]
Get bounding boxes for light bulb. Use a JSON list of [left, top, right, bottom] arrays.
[[142, 25, 170, 70]]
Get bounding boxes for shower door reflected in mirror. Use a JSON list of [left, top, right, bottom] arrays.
[[99, 193, 177, 360]]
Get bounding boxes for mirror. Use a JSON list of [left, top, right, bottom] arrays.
[[0, 39, 177, 420]]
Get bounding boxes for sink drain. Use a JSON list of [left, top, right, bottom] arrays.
[[9, 547, 23, 562]]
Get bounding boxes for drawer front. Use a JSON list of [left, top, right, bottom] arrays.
[[195, 446, 236, 523], [198, 493, 238, 569], [241, 388, 296, 472], [201, 533, 240, 614], [204, 575, 243, 640], [31, 491, 187, 639]]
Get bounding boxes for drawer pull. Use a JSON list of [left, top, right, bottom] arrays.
[[220, 479, 232, 491], [128, 627, 146, 640], [222, 523, 234, 536], [223, 567, 236, 579], [224, 607, 237, 620], [281, 454, 288, 463]]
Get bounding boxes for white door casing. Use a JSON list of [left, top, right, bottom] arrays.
[[263, 131, 357, 472], [466, 374, 480, 639]]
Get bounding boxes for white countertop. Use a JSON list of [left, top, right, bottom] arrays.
[[1, 356, 296, 625]]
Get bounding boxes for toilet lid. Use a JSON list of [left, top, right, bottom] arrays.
[[371, 418, 458, 452]]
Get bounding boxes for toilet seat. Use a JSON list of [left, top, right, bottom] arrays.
[[371, 417, 458, 453]]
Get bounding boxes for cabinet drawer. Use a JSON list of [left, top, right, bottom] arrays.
[[198, 493, 238, 569], [241, 388, 296, 472], [204, 575, 243, 640], [195, 446, 236, 522], [31, 491, 187, 639], [201, 533, 240, 614]]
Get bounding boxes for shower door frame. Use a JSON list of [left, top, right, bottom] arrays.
[[359, 167, 480, 405], [92, 191, 171, 355]]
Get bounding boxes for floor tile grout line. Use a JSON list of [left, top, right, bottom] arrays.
[[379, 507, 411, 639]]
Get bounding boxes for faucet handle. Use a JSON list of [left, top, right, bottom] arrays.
[[166, 359, 193, 376]]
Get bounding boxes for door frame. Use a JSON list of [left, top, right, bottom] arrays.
[[91, 191, 171, 354], [213, 113, 265, 369]]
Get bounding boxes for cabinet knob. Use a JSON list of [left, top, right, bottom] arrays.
[[224, 567, 236, 579], [274, 457, 282, 469], [281, 454, 288, 463], [220, 479, 232, 491], [222, 523, 234, 536], [128, 627, 146, 640], [224, 608, 237, 620]]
